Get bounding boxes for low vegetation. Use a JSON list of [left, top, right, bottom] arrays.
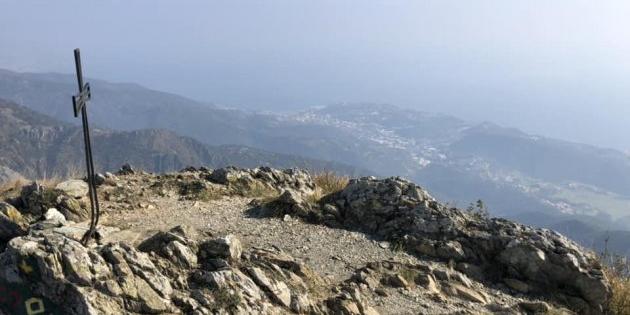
[[306, 171, 350, 204], [313, 171, 349, 195], [466, 199, 490, 220], [177, 180, 225, 201], [0, 176, 63, 200], [603, 255, 630, 315], [232, 180, 279, 199], [210, 287, 242, 312]]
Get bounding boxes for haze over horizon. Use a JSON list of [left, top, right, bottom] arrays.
[[1, 1, 630, 151]]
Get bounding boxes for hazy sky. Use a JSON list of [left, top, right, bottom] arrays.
[[1, 1, 630, 150]]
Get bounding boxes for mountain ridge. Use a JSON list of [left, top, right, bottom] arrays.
[[0, 99, 366, 180]]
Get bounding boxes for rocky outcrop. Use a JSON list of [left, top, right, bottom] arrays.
[[206, 166, 316, 196], [0, 167, 616, 314], [278, 176, 611, 314], [0, 224, 378, 315], [18, 182, 89, 221]]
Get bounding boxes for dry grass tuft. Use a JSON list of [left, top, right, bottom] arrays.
[[232, 180, 279, 199], [0, 177, 28, 198], [0, 177, 27, 192], [313, 171, 349, 196], [38, 176, 63, 189], [606, 266, 630, 315], [303, 171, 350, 204]]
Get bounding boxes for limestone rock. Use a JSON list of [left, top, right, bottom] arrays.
[[445, 283, 488, 304], [44, 208, 66, 224], [436, 240, 466, 260], [19, 183, 88, 221], [246, 267, 292, 307], [134, 277, 169, 313], [198, 234, 242, 263], [56, 194, 89, 222], [519, 301, 551, 313], [0, 233, 174, 314], [0, 202, 28, 242], [456, 262, 484, 281], [208, 166, 315, 195], [415, 273, 440, 294], [118, 163, 135, 175], [504, 278, 530, 293], [165, 240, 198, 268], [55, 179, 89, 198], [325, 287, 380, 315], [19, 182, 48, 215], [138, 225, 199, 268], [384, 274, 410, 288]]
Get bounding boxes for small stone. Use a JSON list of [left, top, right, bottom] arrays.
[[199, 235, 242, 262], [246, 267, 292, 307], [375, 288, 388, 297], [415, 274, 440, 294], [504, 278, 530, 293], [451, 272, 473, 288], [283, 214, 291, 222], [118, 163, 135, 175], [208, 258, 230, 270], [290, 293, 312, 313], [165, 240, 197, 268], [445, 283, 488, 304], [94, 173, 107, 186], [44, 208, 67, 224], [363, 306, 380, 315], [433, 269, 450, 281], [386, 274, 410, 288], [456, 262, 484, 281], [278, 189, 303, 204], [323, 204, 339, 217], [436, 241, 466, 260], [518, 301, 551, 313]]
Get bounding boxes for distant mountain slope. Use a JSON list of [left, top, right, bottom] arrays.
[[0, 99, 364, 180], [0, 166, 21, 183], [449, 123, 630, 196]]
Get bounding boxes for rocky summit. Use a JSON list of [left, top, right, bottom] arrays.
[[0, 166, 611, 315]]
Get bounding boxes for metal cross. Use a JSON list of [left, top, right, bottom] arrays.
[[71, 48, 101, 245]]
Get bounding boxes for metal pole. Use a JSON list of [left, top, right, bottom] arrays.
[[73, 49, 100, 245]]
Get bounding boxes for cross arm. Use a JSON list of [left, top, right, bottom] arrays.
[[72, 83, 91, 117]]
